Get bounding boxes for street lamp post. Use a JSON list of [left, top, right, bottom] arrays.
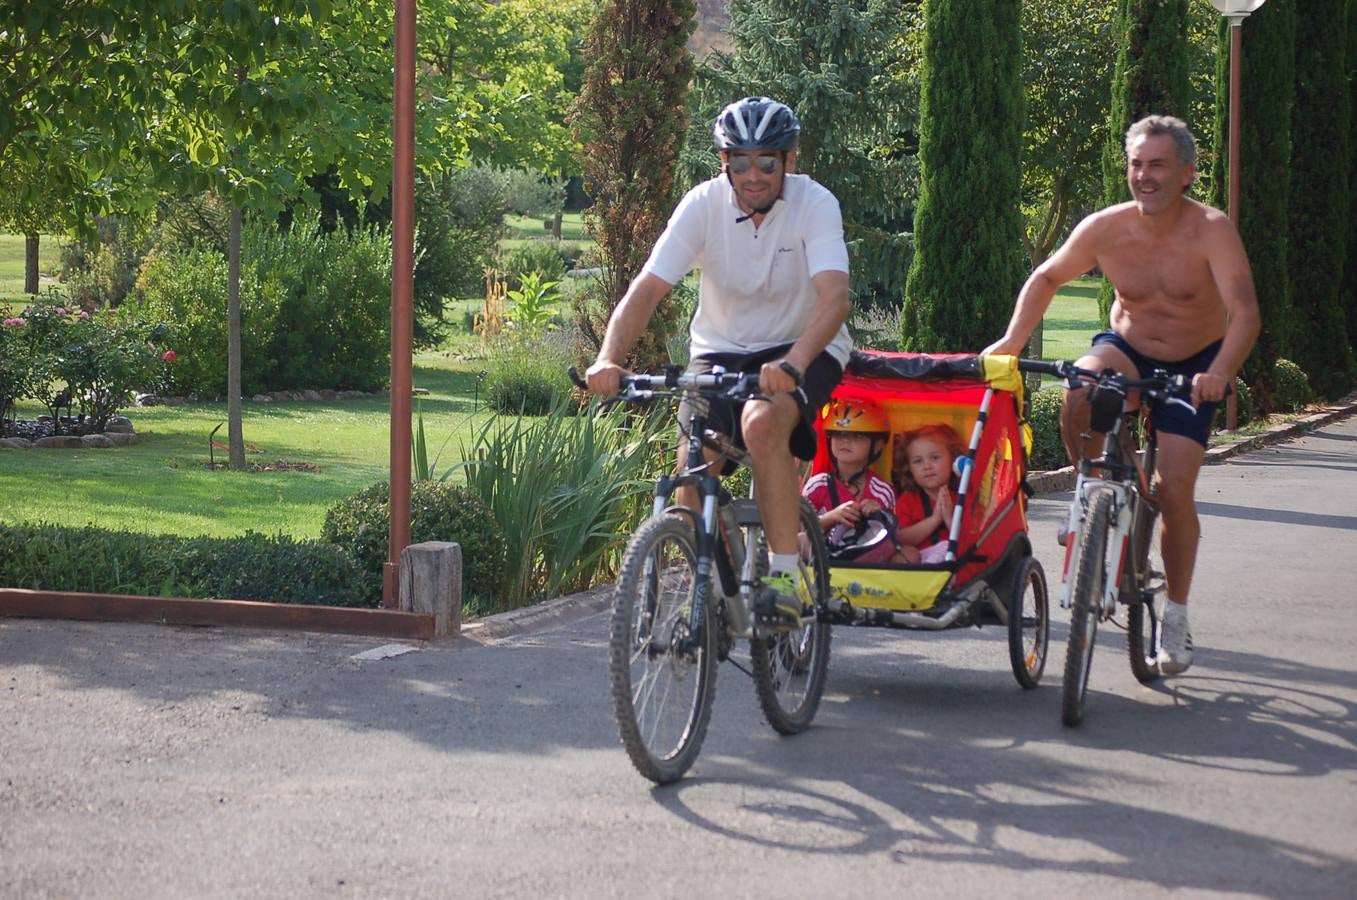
[[1209, 0, 1266, 429]]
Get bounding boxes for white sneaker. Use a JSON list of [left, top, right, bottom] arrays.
[[1157, 604, 1194, 675]]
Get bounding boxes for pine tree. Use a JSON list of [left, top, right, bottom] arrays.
[[1097, 0, 1192, 323], [569, 0, 696, 369], [899, 0, 1024, 352], [1288, 0, 1356, 400]]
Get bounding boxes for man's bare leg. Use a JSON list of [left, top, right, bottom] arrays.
[[741, 393, 802, 556], [1154, 433, 1206, 608]]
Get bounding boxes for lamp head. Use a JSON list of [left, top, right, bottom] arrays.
[[1209, 0, 1267, 18]]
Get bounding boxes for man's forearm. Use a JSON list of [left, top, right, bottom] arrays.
[[786, 272, 850, 370]]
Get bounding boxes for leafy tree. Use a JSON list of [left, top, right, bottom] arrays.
[[687, 0, 921, 307], [1021, 0, 1119, 268], [1288, 0, 1356, 399], [1096, 0, 1193, 323], [569, 0, 696, 369], [900, 0, 1025, 352]]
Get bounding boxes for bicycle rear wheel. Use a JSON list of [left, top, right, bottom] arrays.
[[608, 514, 717, 784], [749, 499, 832, 735], [1062, 490, 1113, 727]]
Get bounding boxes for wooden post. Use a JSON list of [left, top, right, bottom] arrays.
[[398, 542, 463, 636]]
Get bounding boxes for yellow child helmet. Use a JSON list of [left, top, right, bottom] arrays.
[[823, 397, 888, 435]]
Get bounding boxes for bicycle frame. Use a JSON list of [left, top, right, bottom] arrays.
[[1060, 417, 1156, 616]]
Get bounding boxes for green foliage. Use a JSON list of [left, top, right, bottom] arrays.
[[504, 272, 562, 341], [1097, 0, 1193, 323], [1026, 386, 1068, 471], [503, 241, 569, 288], [131, 215, 390, 396], [1215, 377, 1254, 430], [568, 0, 694, 368], [690, 0, 920, 303], [1286, 0, 1357, 401], [1271, 358, 1313, 413], [0, 302, 174, 430], [901, 0, 1026, 353], [1234, 2, 1297, 406], [321, 480, 507, 613], [413, 169, 511, 347], [0, 522, 371, 607], [1020, 0, 1117, 268], [1347, 5, 1357, 353], [454, 397, 670, 606]]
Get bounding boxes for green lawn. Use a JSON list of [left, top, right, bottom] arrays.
[[1042, 277, 1103, 362], [0, 353, 495, 539], [0, 232, 62, 298], [501, 211, 591, 248]]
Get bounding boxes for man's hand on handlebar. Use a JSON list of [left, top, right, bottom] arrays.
[[584, 359, 628, 398], [1191, 372, 1231, 407], [759, 358, 802, 395]]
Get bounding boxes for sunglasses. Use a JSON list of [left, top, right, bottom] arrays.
[[727, 154, 782, 175]]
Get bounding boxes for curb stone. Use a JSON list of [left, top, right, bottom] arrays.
[[466, 395, 1357, 640]]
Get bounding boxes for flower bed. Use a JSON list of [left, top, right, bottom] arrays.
[[1, 301, 175, 439]]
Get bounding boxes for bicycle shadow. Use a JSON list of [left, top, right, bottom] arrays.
[[650, 627, 1356, 896]]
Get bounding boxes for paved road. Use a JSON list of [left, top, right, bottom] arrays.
[[3, 419, 1356, 899]]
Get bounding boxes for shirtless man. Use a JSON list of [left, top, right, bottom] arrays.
[[984, 115, 1260, 674]]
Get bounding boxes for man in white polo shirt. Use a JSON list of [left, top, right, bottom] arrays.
[[585, 96, 852, 628]]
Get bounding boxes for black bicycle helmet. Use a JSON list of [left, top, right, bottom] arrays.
[[712, 97, 801, 151]]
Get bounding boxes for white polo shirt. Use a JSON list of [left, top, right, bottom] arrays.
[[640, 172, 853, 365]]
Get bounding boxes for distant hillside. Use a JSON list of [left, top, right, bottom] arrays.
[[688, 0, 731, 58]]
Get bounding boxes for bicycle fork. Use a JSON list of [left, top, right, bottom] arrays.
[[1060, 479, 1135, 618]]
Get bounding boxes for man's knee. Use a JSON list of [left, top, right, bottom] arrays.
[[1156, 467, 1198, 517], [741, 399, 795, 455]]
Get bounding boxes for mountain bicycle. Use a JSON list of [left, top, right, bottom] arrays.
[[1017, 359, 1197, 726], [570, 366, 832, 784]]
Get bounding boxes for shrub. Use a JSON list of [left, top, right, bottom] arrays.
[[503, 240, 568, 287], [483, 332, 574, 415], [1214, 378, 1254, 430], [321, 480, 507, 614], [1027, 385, 1067, 471], [1272, 358, 1313, 413], [454, 397, 671, 606], [0, 523, 369, 606]]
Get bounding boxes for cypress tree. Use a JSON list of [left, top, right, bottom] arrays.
[[1289, 0, 1356, 400], [569, 0, 696, 370], [1236, 0, 1296, 406], [1345, 0, 1357, 352], [900, 0, 1024, 353], [1097, 0, 1192, 323]]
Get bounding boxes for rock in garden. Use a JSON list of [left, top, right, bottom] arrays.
[[81, 434, 115, 448]]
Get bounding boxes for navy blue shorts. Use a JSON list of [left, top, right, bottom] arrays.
[[1090, 330, 1221, 447]]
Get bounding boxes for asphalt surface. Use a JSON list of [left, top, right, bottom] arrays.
[[3, 416, 1356, 899]]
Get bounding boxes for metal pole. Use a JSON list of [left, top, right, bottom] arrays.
[[385, 0, 416, 607], [1224, 20, 1243, 430]]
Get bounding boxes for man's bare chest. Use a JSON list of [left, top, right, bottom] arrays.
[[1099, 240, 1214, 305]]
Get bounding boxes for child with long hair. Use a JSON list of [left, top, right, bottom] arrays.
[[892, 424, 967, 564]]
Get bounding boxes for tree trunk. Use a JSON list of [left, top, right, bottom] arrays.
[[24, 234, 39, 294], [227, 204, 246, 470]]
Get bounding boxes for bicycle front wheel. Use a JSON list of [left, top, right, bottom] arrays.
[[1062, 489, 1113, 727], [749, 499, 832, 735], [1128, 515, 1164, 683], [608, 514, 717, 784]]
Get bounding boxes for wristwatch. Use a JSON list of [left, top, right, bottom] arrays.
[[778, 361, 804, 387]]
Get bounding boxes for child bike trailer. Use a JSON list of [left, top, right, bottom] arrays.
[[809, 349, 1050, 688]]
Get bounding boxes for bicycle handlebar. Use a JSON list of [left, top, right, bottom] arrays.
[[1016, 357, 1202, 415], [567, 366, 764, 403]]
